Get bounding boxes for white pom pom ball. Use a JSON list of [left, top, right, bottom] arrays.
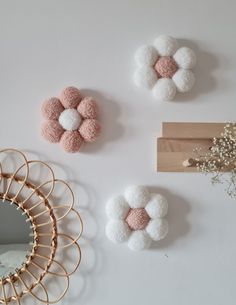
[[106, 220, 130, 244], [152, 78, 176, 101], [59, 109, 82, 131], [134, 67, 158, 89], [106, 195, 130, 220], [146, 219, 169, 241], [128, 230, 152, 251], [173, 47, 196, 69], [135, 45, 159, 67], [172, 69, 195, 92], [145, 193, 168, 218], [154, 35, 178, 56], [124, 185, 150, 208]]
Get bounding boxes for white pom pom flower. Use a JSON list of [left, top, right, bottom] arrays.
[[133, 35, 196, 101], [105, 186, 168, 251]]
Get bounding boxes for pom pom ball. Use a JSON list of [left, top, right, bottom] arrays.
[[145, 193, 168, 218], [41, 120, 64, 143], [106, 195, 130, 220], [125, 208, 150, 230], [77, 97, 98, 119], [172, 69, 195, 92], [59, 86, 82, 108], [127, 230, 152, 251], [152, 78, 176, 101], [60, 130, 84, 153], [146, 219, 169, 241], [79, 119, 101, 142], [41, 97, 64, 120], [154, 56, 178, 78], [154, 35, 178, 56], [135, 45, 159, 67], [124, 185, 150, 208], [134, 67, 158, 89], [106, 220, 130, 243], [173, 47, 196, 69], [59, 109, 82, 131]]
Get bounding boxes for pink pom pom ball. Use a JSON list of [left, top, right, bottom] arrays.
[[60, 130, 84, 153], [77, 97, 98, 119], [41, 120, 64, 143], [154, 56, 178, 78], [125, 208, 150, 230], [59, 87, 82, 108], [79, 119, 101, 142], [41, 97, 64, 120]]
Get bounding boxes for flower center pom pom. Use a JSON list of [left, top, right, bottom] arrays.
[[154, 56, 178, 78], [59, 109, 82, 131], [125, 208, 150, 230]]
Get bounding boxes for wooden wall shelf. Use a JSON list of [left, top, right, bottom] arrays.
[[157, 122, 225, 172]]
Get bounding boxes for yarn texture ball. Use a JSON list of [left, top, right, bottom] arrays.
[[77, 97, 98, 119], [106, 195, 130, 220], [173, 47, 197, 69], [145, 193, 168, 218], [41, 121, 64, 143], [127, 230, 152, 251], [60, 130, 84, 153], [172, 69, 195, 92], [59, 86, 82, 108], [124, 185, 150, 208], [134, 66, 158, 89], [154, 35, 178, 56], [152, 78, 176, 101], [133, 35, 196, 101], [135, 45, 159, 67], [40, 86, 101, 153], [125, 208, 150, 230], [59, 109, 82, 131], [106, 220, 131, 243], [146, 219, 169, 241], [79, 119, 101, 142], [106, 185, 169, 251], [155, 56, 178, 78], [41, 97, 64, 120]]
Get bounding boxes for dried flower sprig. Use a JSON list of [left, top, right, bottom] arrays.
[[194, 123, 236, 199]]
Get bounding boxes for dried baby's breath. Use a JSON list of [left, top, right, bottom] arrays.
[[195, 123, 236, 199]]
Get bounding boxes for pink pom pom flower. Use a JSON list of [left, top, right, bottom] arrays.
[[41, 86, 101, 153]]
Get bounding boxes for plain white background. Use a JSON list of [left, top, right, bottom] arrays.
[[0, 0, 236, 304]]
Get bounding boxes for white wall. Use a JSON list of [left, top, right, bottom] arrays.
[[0, 0, 236, 304]]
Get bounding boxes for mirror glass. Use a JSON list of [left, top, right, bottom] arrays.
[[0, 199, 33, 278]]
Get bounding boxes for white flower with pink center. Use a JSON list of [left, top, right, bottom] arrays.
[[106, 186, 168, 251], [134, 35, 196, 101]]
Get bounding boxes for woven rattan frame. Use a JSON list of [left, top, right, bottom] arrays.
[[0, 149, 83, 304]]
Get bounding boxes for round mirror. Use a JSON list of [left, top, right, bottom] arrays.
[[0, 199, 33, 278]]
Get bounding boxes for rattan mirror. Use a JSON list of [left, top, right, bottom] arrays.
[[0, 149, 82, 304]]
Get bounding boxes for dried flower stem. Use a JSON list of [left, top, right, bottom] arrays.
[[194, 123, 236, 199]]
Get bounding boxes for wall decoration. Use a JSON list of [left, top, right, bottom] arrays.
[[157, 122, 236, 198], [0, 149, 82, 305], [41, 86, 101, 153], [134, 35, 196, 101], [106, 185, 168, 251], [157, 122, 235, 172], [194, 123, 236, 199], [157, 122, 225, 172]]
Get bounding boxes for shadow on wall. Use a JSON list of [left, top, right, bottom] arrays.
[[62, 181, 103, 305], [79, 89, 124, 153], [148, 186, 191, 250], [174, 39, 219, 102]]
